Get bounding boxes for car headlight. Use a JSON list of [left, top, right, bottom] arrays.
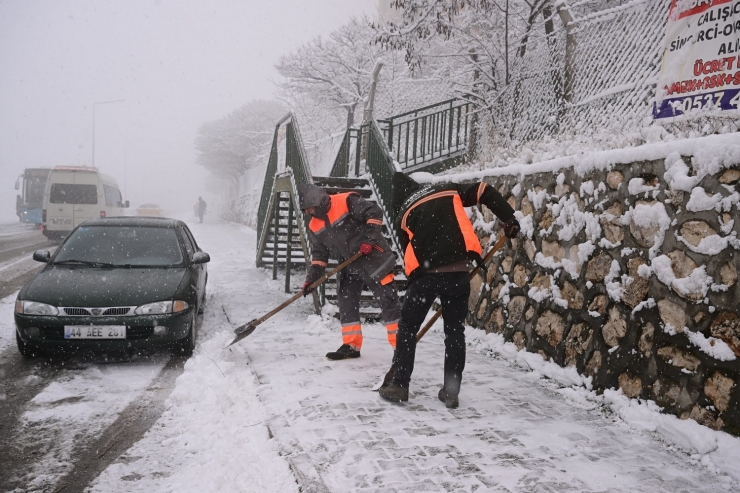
[[16, 300, 59, 316], [134, 300, 189, 315]]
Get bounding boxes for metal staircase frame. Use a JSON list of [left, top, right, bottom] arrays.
[[255, 113, 321, 313], [364, 120, 404, 258], [252, 99, 473, 315]]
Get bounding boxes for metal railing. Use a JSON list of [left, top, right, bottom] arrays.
[[256, 113, 313, 265], [384, 99, 472, 171], [287, 114, 312, 186], [256, 127, 280, 249], [329, 99, 472, 178], [365, 121, 397, 219], [365, 120, 403, 256], [329, 127, 362, 177], [256, 101, 472, 276]]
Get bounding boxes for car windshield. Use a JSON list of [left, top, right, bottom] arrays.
[[54, 225, 184, 267]]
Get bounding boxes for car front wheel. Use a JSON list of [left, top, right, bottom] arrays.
[[199, 285, 206, 314], [175, 310, 197, 356]]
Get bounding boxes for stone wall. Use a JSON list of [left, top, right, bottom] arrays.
[[219, 192, 260, 229], [465, 151, 740, 435]]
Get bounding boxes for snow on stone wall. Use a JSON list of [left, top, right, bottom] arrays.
[[464, 144, 740, 435]]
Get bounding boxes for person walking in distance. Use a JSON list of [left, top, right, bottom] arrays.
[[298, 183, 402, 360], [197, 196, 207, 223], [379, 173, 520, 408]]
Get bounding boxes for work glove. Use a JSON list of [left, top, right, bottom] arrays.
[[303, 263, 324, 297], [359, 243, 373, 255], [302, 281, 315, 297], [503, 217, 521, 239]]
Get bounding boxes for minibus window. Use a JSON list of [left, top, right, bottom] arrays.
[[50, 184, 98, 204], [103, 184, 122, 206]]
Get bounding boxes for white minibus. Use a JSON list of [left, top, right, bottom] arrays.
[[42, 166, 129, 239]]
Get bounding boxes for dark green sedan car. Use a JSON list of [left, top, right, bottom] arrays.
[[14, 217, 209, 357]]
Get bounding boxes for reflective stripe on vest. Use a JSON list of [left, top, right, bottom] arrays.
[[477, 182, 487, 202], [401, 190, 481, 276], [308, 192, 356, 233], [403, 231, 420, 276], [453, 194, 482, 256]]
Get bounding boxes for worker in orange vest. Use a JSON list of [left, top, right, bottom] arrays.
[[379, 173, 519, 408], [298, 183, 401, 360]]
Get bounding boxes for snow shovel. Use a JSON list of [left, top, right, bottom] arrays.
[[225, 251, 363, 348], [374, 235, 509, 390]]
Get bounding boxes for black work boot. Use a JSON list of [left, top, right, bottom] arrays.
[[379, 383, 408, 402], [378, 350, 398, 390], [438, 388, 459, 409], [326, 344, 360, 360]]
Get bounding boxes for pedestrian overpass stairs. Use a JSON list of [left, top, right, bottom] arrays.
[[254, 99, 473, 316]]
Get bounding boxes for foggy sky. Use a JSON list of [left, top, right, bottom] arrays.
[[0, 0, 378, 221]]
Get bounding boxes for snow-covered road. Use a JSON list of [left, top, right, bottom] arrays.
[[2, 217, 740, 492], [0, 222, 58, 299]]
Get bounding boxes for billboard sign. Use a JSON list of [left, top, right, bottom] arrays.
[[654, 0, 740, 120]]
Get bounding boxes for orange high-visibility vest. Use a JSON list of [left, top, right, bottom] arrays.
[[400, 190, 481, 276]]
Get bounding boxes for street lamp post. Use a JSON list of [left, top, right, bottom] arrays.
[[92, 99, 124, 167]]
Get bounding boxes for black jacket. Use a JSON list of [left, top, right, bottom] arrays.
[[396, 181, 514, 278]]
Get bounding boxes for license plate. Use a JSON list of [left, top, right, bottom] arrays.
[[64, 325, 126, 339]]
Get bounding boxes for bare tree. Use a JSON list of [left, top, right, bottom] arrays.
[[276, 17, 388, 133], [195, 100, 285, 181], [376, 0, 555, 99]]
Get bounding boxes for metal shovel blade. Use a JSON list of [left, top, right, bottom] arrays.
[[372, 363, 396, 391], [224, 321, 257, 348]]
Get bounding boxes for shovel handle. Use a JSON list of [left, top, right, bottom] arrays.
[[414, 235, 508, 342], [245, 251, 364, 332]]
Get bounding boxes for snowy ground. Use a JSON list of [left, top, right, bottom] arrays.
[[2, 216, 739, 491], [78, 218, 739, 492]]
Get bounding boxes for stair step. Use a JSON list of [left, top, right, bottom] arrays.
[[327, 188, 372, 198], [261, 259, 307, 265], [261, 254, 307, 260], [313, 176, 369, 188], [264, 244, 305, 251]]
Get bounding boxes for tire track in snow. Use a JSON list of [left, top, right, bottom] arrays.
[[0, 349, 64, 490], [51, 354, 187, 492], [0, 355, 169, 492]]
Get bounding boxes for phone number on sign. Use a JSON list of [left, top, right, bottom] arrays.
[[653, 88, 740, 119]]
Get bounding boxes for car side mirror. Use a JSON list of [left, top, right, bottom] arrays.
[[33, 250, 51, 263], [192, 251, 210, 264], [125, 200, 130, 208], [15, 182, 20, 190]]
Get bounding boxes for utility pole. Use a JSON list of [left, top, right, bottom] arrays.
[[360, 60, 384, 169], [363, 60, 384, 124]]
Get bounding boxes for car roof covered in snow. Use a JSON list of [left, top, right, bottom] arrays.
[[80, 217, 183, 228]]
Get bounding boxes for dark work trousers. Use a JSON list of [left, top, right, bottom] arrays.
[[392, 271, 470, 395], [337, 270, 402, 349]]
